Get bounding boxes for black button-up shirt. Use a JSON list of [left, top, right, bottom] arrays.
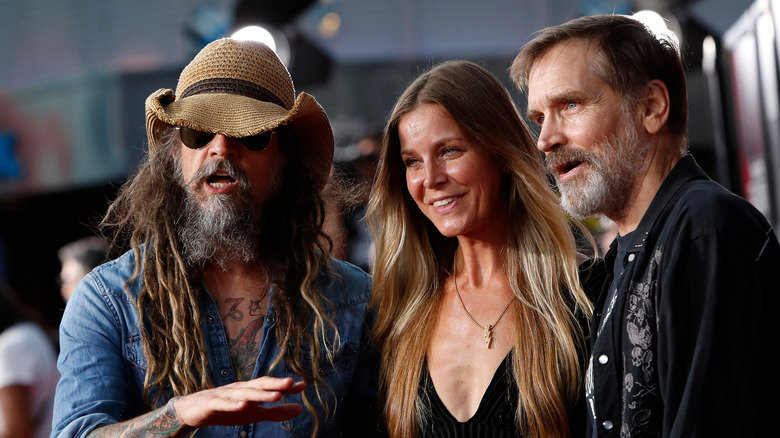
[[585, 155, 780, 437]]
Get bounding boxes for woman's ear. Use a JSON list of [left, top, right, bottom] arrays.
[[640, 79, 670, 135]]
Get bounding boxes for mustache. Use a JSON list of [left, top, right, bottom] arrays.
[[545, 147, 594, 172], [186, 159, 250, 190], [544, 147, 599, 177]]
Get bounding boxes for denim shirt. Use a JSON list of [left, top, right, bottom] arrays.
[[52, 249, 380, 438]]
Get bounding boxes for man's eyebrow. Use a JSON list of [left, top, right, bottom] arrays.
[[526, 90, 594, 120], [549, 90, 589, 104]]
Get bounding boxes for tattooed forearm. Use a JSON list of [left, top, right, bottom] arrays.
[[87, 397, 196, 437]]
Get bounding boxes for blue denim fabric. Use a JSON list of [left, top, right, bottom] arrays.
[[52, 249, 380, 438]]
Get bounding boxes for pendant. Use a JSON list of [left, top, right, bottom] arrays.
[[484, 324, 494, 349]]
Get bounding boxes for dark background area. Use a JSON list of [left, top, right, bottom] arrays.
[[2, 0, 778, 333]]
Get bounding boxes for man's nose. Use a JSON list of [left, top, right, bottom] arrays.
[[536, 118, 566, 154], [206, 134, 240, 158]]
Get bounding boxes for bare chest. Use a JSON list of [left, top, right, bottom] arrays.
[[426, 294, 514, 421], [216, 293, 270, 381]]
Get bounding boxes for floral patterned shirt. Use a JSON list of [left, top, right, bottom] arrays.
[[585, 155, 779, 437]]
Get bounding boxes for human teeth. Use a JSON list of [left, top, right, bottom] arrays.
[[207, 174, 234, 189], [433, 198, 455, 207]]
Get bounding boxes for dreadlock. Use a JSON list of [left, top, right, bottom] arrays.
[[101, 125, 339, 435]]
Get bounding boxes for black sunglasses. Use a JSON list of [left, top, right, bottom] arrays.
[[177, 126, 274, 152]]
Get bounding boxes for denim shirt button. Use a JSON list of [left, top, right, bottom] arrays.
[[603, 420, 614, 430], [598, 354, 609, 364], [220, 368, 229, 377], [267, 315, 276, 324], [207, 315, 215, 323], [239, 431, 248, 438], [627, 254, 635, 262]]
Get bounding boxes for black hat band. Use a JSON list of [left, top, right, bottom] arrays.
[[181, 78, 288, 109]]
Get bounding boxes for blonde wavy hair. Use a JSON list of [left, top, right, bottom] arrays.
[[101, 125, 338, 436], [366, 60, 594, 437]]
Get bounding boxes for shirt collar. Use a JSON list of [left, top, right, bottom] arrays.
[[607, 154, 709, 256]]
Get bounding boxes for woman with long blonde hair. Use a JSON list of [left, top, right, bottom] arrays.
[[367, 60, 601, 437]]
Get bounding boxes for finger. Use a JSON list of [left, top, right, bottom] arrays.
[[257, 403, 304, 422], [185, 385, 289, 407], [249, 376, 296, 391], [214, 386, 290, 404], [278, 381, 306, 396]]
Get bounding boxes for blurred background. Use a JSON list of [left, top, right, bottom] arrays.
[[1, 0, 778, 332]]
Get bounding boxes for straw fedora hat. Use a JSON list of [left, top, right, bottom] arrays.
[[145, 38, 334, 188]]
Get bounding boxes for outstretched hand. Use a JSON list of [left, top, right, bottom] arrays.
[[174, 376, 306, 427]]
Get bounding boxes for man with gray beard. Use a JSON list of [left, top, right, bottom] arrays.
[[512, 13, 779, 438], [179, 159, 261, 269], [550, 107, 651, 220], [52, 38, 381, 438]]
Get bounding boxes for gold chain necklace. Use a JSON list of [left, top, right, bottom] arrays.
[[452, 261, 515, 349]]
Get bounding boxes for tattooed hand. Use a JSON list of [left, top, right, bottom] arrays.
[[174, 376, 305, 427], [87, 377, 305, 437]]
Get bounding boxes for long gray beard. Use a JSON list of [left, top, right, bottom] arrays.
[[553, 114, 650, 219], [177, 160, 259, 271]]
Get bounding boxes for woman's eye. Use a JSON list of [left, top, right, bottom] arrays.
[[567, 102, 577, 110], [403, 158, 419, 167], [442, 147, 463, 158]]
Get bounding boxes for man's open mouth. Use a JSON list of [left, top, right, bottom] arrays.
[[559, 160, 584, 175], [206, 173, 237, 188]]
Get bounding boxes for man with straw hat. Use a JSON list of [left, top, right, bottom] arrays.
[[52, 38, 380, 438]]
